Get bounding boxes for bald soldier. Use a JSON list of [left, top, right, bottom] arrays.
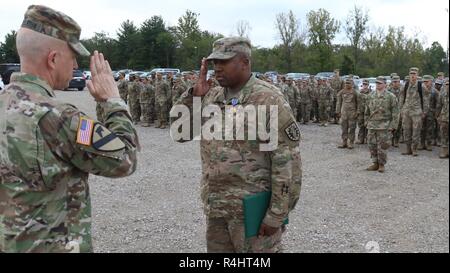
[[0, 5, 139, 253], [172, 37, 302, 253]]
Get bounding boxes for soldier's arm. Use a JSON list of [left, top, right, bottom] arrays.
[[336, 91, 342, 114], [263, 97, 302, 228], [39, 100, 139, 178], [435, 93, 442, 118], [364, 96, 371, 126]]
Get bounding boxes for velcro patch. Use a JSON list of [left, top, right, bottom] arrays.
[[76, 117, 94, 146], [91, 123, 126, 152], [284, 122, 301, 142]]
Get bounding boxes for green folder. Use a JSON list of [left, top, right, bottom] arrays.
[[243, 191, 289, 238]]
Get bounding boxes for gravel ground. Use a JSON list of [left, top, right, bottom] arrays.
[[57, 89, 449, 253]]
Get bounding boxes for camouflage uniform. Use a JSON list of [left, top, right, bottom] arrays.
[[118, 78, 128, 104], [298, 82, 312, 124], [309, 78, 319, 122], [399, 69, 424, 155], [285, 82, 299, 120], [387, 79, 403, 146], [128, 78, 142, 124], [155, 78, 170, 129], [140, 81, 155, 127], [317, 82, 332, 126], [419, 77, 437, 150], [436, 82, 449, 158], [364, 80, 399, 168], [172, 78, 189, 106], [173, 38, 302, 253], [329, 74, 343, 123], [96, 102, 105, 123], [357, 86, 370, 144], [336, 84, 360, 148]]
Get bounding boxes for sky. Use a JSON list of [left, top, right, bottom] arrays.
[[0, 0, 449, 49]]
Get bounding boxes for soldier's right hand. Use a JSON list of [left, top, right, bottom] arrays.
[[193, 58, 211, 97], [87, 51, 121, 102]]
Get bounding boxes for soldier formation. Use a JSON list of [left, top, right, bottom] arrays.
[[263, 68, 449, 173]]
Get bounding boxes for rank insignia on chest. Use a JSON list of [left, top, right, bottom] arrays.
[[285, 122, 301, 141], [76, 117, 94, 146]]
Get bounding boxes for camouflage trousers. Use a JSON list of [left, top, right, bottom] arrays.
[[156, 101, 168, 124], [129, 97, 141, 123], [119, 90, 128, 104], [299, 103, 311, 123], [311, 100, 319, 121], [330, 99, 337, 121], [402, 113, 422, 147], [206, 217, 284, 253], [340, 115, 357, 142], [393, 115, 403, 142], [318, 101, 329, 123], [433, 118, 440, 144], [96, 102, 105, 123], [368, 129, 391, 165], [140, 103, 154, 124], [420, 114, 435, 146], [440, 121, 449, 148], [358, 117, 367, 143]]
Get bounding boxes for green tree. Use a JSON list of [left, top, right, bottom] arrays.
[[344, 6, 369, 74], [0, 30, 19, 63], [275, 10, 300, 72], [80, 32, 117, 69], [307, 9, 340, 72], [116, 20, 140, 69]]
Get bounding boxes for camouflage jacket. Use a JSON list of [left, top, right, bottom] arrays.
[[436, 88, 449, 123], [399, 81, 424, 116], [317, 85, 332, 104], [140, 83, 154, 104], [117, 79, 128, 95], [336, 88, 361, 117], [364, 89, 399, 130], [285, 84, 299, 109], [0, 73, 139, 253], [358, 89, 370, 116], [155, 80, 170, 104], [330, 77, 343, 94], [128, 81, 142, 103], [172, 80, 189, 105], [298, 85, 312, 104], [174, 75, 302, 228]]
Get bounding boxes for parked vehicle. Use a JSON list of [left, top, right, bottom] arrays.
[[83, 71, 92, 80], [286, 72, 310, 81], [316, 72, 334, 79], [0, 63, 21, 85], [67, 70, 86, 91], [0, 76, 4, 90]]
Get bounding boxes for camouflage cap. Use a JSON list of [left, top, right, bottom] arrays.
[[392, 76, 400, 81], [206, 37, 252, 61], [390, 73, 398, 78], [362, 79, 369, 84], [437, 72, 445, 77], [423, 75, 434, 81], [409, 67, 419, 74], [405, 76, 410, 80], [376, 76, 386, 84], [21, 5, 90, 57]]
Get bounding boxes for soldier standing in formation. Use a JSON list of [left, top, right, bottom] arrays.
[[285, 77, 299, 120], [387, 75, 403, 147], [419, 75, 437, 151], [140, 76, 155, 127], [364, 76, 399, 173], [316, 78, 332, 126], [0, 5, 138, 253], [118, 72, 128, 104], [436, 79, 449, 158], [357, 79, 370, 144], [155, 72, 170, 129], [336, 78, 360, 149], [128, 75, 142, 124], [399, 67, 424, 156], [330, 69, 343, 124], [298, 79, 312, 124]]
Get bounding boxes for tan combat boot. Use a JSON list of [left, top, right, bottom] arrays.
[[426, 143, 433, 151], [439, 147, 449, 159], [412, 145, 419, 157], [347, 141, 354, 149], [378, 164, 385, 173], [160, 121, 167, 129], [402, 144, 412, 155], [417, 142, 425, 150], [338, 140, 348, 149], [366, 163, 379, 171]]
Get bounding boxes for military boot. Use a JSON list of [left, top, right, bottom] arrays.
[[402, 144, 412, 155], [347, 141, 354, 149], [338, 140, 348, 149], [417, 142, 425, 150], [439, 147, 449, 159], [412, 145, 419, 157], [159, 121, 167, 129], [366, 163, 379, 171], [378, 164, 385, 173], [393, 138, 399, 148], [426, 143, 433, 151]]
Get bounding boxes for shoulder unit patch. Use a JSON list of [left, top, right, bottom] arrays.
[[284, 122, 301, 142], [91, 123, 126, 152]]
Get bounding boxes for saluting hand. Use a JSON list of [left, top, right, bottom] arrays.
[[193, 58, 210, 97], [87, 50, 120, 102]]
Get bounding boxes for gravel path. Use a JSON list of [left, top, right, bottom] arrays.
[[57, 89, 449, 253]]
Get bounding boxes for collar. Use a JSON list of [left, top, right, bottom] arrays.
[[9, 72, 56, 97]]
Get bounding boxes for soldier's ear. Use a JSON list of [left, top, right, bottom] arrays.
[[47, 50, 58, 70]]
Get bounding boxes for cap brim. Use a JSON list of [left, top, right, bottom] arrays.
[[206, 52, 236, 61], [69, 41, 91, 57]]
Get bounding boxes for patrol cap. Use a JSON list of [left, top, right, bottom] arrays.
[[409, 67, 419, 74], [437, 72, 445, 77], [21, 5, 90, 57], [334, 69, 340, 73], [362, 79, 369, 85], [207, 37, 252, 61], [376, 76, 386, 84], [423, 75, 434, 81], [390, 73, 398, 78], [405, 76, 410, 80], [392, 76, 400, 82]]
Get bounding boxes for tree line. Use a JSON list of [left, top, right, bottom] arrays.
[[1, 7, 448, 78]]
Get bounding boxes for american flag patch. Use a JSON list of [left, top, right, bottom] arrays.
[[76, 117, 94, 146]]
